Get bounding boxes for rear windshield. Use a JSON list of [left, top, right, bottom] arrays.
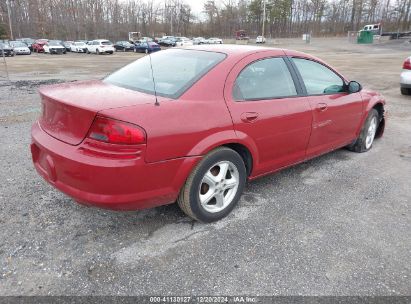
[[104, 49, 226, 99], [101, 41, 112, 45]]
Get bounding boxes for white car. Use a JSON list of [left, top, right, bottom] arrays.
[[206, 37, 223, 44], [401, 56, 411, 95], [193, 37, 206, 45], [43, 41, 66, 54], [70, 41, 88, 53], [10, 41, 31, 55], [256, 36, 266, 44], [86, 39, 115, 55], [175, 37, 193, 47]]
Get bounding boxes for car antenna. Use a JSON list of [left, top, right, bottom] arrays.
[[148, 52, 160, 106]]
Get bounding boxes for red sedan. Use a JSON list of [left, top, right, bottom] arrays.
[[31, 45, 386, 222], [32, 39, 48, 53]]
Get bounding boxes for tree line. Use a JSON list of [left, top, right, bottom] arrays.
[[0, 0, 410, 41]]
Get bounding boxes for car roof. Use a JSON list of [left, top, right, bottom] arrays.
[[184, 44, 279, 55]]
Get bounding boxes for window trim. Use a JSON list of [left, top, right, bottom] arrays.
[[232, 56, 303, 102], [288, 56, 352, 97]]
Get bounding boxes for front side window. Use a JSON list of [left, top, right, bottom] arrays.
[[292, 58, 345, 95], [104, 49, 226, 99], [233, 57, 297, 101]]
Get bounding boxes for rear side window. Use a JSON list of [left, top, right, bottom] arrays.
[[292, 58, 345, 95], [104, 49, 226, 99], [233, 57, 297, 101]]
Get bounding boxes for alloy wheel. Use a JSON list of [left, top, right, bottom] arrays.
[[199, 161, 240, 213]]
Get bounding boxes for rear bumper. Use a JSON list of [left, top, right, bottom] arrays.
[[31, 122, 201, 210], [50, 49, 64, 54]]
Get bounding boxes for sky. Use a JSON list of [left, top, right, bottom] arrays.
[[189, 1, 207, 16]]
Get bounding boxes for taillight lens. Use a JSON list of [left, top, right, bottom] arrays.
[[87, 116, 146, 145], [403, 58, 411, 70]]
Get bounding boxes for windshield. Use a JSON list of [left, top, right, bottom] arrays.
[[49, 42, 61, 46], [0, 43, 10, 48], [75, 42, 85, 46], [104, 49, 226, 99], [11, 42, 26, 47]]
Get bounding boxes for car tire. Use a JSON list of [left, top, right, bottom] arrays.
[[177, 147, 246, 222], [96, 49, 100, 55], [347, 109, 379, 153], [401, 87, 411, 95], [86, 49, 90, 54]]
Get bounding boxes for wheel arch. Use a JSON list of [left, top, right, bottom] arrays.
[[372, 102, 385, 138], [186, 131, 259, 177]]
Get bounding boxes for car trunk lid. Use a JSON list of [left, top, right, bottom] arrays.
[[39, 80, 155, 145]]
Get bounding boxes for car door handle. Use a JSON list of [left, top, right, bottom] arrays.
[[241, 112, 259, 123], [317, 103, 328, 112]]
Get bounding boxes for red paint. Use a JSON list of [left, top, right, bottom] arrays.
[[32, 39, 48, 53], [31, 45, 386, 210]]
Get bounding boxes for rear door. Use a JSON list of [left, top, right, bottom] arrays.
[[224, 51, 312, 176], [289, 56, 363, 157]]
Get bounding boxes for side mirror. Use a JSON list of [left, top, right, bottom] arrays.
[[348, 81, 362, 93]]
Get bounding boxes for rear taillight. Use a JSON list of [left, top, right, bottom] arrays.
[[403, 58, 411, 70], [87, 116, 146, 145]]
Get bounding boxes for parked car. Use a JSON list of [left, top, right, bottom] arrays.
[[193, 37, 206, 45], [0, 42, 14, 56], [134, 41, 161, 53], [32, 39, 48, 53], [175, 37, 193, 47], [17, 38, 35, 51], [114, 41, 134, 52], [63, 41, 74, 52], [158, 36, 176, 47], [206, 37, 223, 44], [43, 41, 66, 54], [31, 46, 386, 222], [9, 41, 31, 55], [256, 36, 266, 44], [86, 40, 115, 54], [70, 41, 88, 53], [158, 36, 174, 45], [400, 56, 411, 95]]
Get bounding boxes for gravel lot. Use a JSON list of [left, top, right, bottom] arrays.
[[0, 38, 410, 296]]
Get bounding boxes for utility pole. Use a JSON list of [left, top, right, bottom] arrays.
[[6, 0, 14, 40], [262, 0, 266, 37]]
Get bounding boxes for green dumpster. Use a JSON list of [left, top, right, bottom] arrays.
[[357, 30, 373, 44]]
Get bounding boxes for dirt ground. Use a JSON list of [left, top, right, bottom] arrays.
[[0, 38, 410, 296]]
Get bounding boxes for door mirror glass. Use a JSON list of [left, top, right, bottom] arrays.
[[348, 81, 362, 93]]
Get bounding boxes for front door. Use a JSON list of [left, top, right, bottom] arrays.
[[289, 57, 364, 158], [224, 52, 312, 176]]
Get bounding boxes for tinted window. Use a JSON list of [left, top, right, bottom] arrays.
[[101, 41, 112, 45], [233, 57, 297, 101], [104, 49, 226, 99], [292, 58, 344, 95]]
